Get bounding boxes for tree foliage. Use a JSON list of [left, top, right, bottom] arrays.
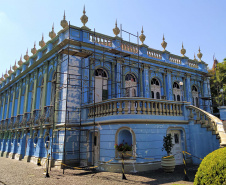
[[209, 58, 226, 114]]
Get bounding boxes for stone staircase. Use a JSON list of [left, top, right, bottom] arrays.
[[187, 105, 226, 147]]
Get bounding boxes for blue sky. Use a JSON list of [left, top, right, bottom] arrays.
[[0, 0, 225, 77]]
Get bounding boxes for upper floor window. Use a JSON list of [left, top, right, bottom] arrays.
[[50, 72, 56, 106], [125, 74, 137, 97], [192, 85, 199, 107], [151, 78, 161, 99], [95, 68, 108, 102], [173, 82, 182, 101]]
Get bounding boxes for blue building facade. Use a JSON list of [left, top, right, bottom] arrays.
[[0, 10, 225, 172]]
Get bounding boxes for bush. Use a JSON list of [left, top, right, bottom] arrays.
[[194, 147, 226, 185]]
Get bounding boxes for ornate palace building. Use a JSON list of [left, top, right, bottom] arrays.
[[0, 7, 225, 172]]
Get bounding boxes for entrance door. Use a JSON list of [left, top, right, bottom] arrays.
[[170, 130, 183, 165], [92, 132, 99, 165]]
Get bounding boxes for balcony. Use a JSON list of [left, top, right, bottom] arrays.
[[14, 115, 23, 128], [41, 106, 54, 124], [86, 98, 187, 119], [9, 117, 16, 129], [1, 119, 5, 130], [31, 109, 41, 126], [23, 112, 32, 127]]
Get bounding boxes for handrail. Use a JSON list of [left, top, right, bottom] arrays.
[[85, 97, 187, 118], [187, 105, 226, 147]]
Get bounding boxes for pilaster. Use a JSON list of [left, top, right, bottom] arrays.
[[111, 61, 116, 98], [6, 90, 10, 119], [16, 81, 22, 115], [165, 69, 173, 100], [41, 63, 48, 113], [116, 58, 123, 98], [143, 64, 149, 98], [31, 69, 38, 112], [185, 73, 192, 103], [23, 76, 30, 113], [11, 86, 16, 117]]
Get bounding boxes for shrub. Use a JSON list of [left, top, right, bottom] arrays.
[[114, 143, 132, 152], [162, 134, 173, 156], [194, 147, 226, 185]]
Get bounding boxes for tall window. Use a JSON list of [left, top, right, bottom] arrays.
[[94, 69, 108, 103], [125, 74, 137, 97], [151, 78, 161, 99], [192, 85, 199, 107], [29, 82, 34, 112], [50, 72, 56, 106], [39, 78, 44, 109], [173, 82, 182, 101]]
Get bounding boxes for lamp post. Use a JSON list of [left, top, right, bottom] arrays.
[[220, 88, 224, 106], [179, 81, 184, 101]]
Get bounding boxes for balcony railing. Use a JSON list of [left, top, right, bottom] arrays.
[[41, 106, 54, 124], [31, 109, 41, 126], [14, 114, 23, 128], [1, 119, 5, 130], [9, 117, 16, 129], [24, 112, 32, 127], [86, 98, 185, 119]]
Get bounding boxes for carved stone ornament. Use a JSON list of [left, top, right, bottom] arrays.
[[18, 56, 23, 66], [113, 19, 120, 37], [13, 61, 17, 71], [24, 49, 29, 61], [139, 26, 146, 45], [49, 23, 56, 39], [197, 47, 203, 62], [61, 11, 68, 28], [31, 42, 37, 55], [8, 66, 13, 75], [80, 6, 88, 27], [39, 34, 46, 48], [0, 74, 4, 81], [161, 34, 167, 51], [4, 69, 8, 78], [180, 42, 186, 57]]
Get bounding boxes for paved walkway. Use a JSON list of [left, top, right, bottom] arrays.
[[0, 157, 197, 185]]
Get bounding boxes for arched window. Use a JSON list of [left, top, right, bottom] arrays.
[[173, 82, 182, 101], [192, 85, 199, 107], [151, 78, 161, 99], [94, 68, 108, 103], [125, 74, 137, 97]]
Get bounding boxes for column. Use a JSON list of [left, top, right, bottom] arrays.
[[11, 86, 17, 117], [41, 63, 48, 113], [166, 69, 173, 100], [83, 58, 89, 104], [186, 74, 192, 103], [16, 81, 22, 115], [6, 90, 10, 119], [31, 69, 38, 112], [1, 93, 6, 119], [23, 76, 30, 113], [139, 65, 143, 97], [144, 64, 149, 98], [163, 73, 166, 99], [183, 77, 186, 101], [116, 59, 123, 98], [111, 62, 116, 98]]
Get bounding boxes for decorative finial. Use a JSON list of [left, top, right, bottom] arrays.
[[161, 34, 167, 51], [60, 10, 68, 28], [8, 66, 13, 75], [139, 26, 146, 45], [113, 19, 120, 37], [4, 69, 8, 78], [80, 5, 88, 28], [39, 34, 45, 48], [49, 23, 56, 39], [24, 48, 29, 61], [18, 55, 23, 66], [13, 60, 17, 71], [0, 73, 4, 82], [31, 42, 37, 55], [180, 42, 186, 57], [197, 47, 203, 62]]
